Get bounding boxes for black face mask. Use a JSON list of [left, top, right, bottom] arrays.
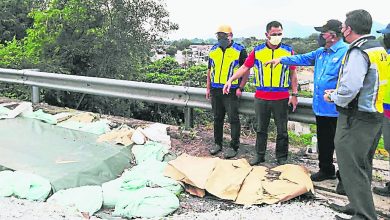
[[317, 34, 326, 47], [218, 37, 229, 49], [342, 29, 349, 43], [383, 35, 390, 50]]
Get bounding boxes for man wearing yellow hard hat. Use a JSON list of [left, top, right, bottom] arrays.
[[206, 25, 248, 158]]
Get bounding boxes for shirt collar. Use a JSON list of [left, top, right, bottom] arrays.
[[349, 34, 373, 48], [327, 39, 345, 52]]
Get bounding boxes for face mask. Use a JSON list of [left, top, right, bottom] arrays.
[[269, 35, 282, 46], [317, 34, 326, 47], [342, 28, 350, 43], [383, 35, 390, 50], [218, 38, 229, 49]]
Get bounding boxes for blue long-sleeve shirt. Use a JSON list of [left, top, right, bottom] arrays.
[[280, 40, 349, 117]]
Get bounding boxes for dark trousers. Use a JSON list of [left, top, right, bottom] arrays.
[[384, 117, 390, 151], [254, 98, 289, 160], [383, 117, 390, 180], [335, 111, 382, 220], [316, 116, 337, 174], [211, 88, 240, 149]]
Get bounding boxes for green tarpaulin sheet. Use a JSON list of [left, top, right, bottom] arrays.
[[0, 117, 131, 192]]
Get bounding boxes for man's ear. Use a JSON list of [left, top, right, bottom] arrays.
[[265, 32, 269, 39]]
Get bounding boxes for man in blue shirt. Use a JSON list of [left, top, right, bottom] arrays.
[[265, 20, 348, 182]]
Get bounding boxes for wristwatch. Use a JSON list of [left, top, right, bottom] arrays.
[[291, 92, 298, 97], [327, 93, 333, 101], [238, 87, 244, 92]]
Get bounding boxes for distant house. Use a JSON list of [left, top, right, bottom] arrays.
[[181, 45, 213, 65], [151, 45, 169, 62], [151, 44, 214, 66]]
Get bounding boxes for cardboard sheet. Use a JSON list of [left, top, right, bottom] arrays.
[[164, 154, 314, 205], [205, 159, 252, 201]]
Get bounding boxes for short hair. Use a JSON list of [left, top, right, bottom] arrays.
[[345, 9, 372, 35], [266, 21, 283, 32]]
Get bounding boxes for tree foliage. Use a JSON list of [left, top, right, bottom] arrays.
[[0, 0, 178, 111], [0, 0, 39, 44]]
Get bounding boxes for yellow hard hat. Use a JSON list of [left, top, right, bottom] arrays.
[[216, 25, 232, 34]]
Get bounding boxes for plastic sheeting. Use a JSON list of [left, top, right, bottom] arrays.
[[57, 120, 110, 135], [22, 109, 58, 125], [0, 117, 131, 192]]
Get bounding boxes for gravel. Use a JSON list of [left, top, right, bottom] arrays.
[[162, 201, 349, 220], [0, 196, 352, 220], [0, 197, 81, 220]]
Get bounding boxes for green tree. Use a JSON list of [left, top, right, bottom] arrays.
[[0, 0, 41, 44], [166, 46, 178, 56], [0, 0, 178, 113], [172, 39, 192, 50]]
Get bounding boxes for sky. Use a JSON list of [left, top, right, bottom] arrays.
[[164, 0, 390, 40]]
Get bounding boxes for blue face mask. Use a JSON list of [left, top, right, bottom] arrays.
[[317, 34, 326, 47]]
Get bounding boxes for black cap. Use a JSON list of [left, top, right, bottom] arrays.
[[376, 23, 390, 34], [314, 19, 342, 33]]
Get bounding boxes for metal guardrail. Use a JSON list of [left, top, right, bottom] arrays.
[[0, 68, 315, 127]]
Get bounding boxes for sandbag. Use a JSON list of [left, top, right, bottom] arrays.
[[113, 187, 179, 219], [131, 141, 169, 164], [12, 171, 52, 201], [0, 170, 14, 197]]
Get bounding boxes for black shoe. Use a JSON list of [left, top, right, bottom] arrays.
[[209, 144, 222, 155], [249, 154, 265, 166], [373, 182, 390, 197], [310, 171, 336, 182], [335, 215, 350, 220], [329, 203, 355, 215], [224, 148, 237, 159], [276, 158, 287, 165]]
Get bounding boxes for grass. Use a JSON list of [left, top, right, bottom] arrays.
[[377, 137, 385, 150], [299, 90, 313, 98], [288, 131, 314, 148]]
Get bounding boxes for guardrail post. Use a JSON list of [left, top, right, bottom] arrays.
[[184, 107, 193, 129], [184, 81, 194, 130], [25, 69, 40, 104], [32, 86, 40, 104]]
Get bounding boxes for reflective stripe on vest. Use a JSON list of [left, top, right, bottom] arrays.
[[253, 43, 293, 91], [383, 52, 390, 117], [337, 37, 389, 113], [209, 42, 244, 88]]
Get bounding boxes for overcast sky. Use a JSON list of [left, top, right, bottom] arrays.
[[164, 0, 390, 40]]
